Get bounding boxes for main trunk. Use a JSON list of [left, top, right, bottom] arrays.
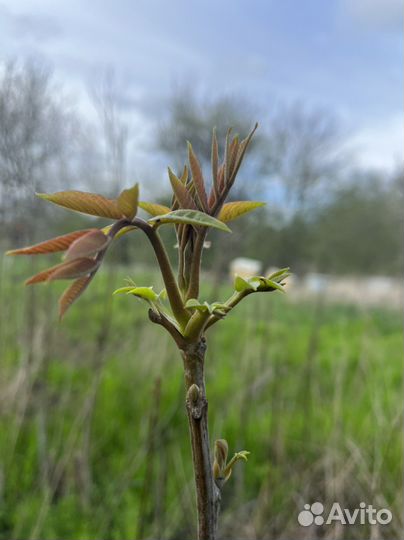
[[182, 338, 220, 540]]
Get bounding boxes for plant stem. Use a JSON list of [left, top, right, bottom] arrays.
[[132, 218, 189, 328], [186, 231, 206, 300], [182, 339, 221, 540]]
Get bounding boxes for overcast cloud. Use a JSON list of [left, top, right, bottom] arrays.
[[0, 0, 402, 170]]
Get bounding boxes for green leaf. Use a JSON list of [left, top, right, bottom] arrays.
[[248, 276, 265, 291], [113, 286, 158, 302], [267, 267, 290, 282], [185, 298, 204, 309], [117, 183, 139, 219], [185, 299, 231, 316], [113, 286, 137, 295], [138, 201, 171, 216], [101, 224, 137, 239], [149, 209, 231, 232], [218, 201, 265, 223], [263, 279, 285, 293], [234, 275, 254, 292]]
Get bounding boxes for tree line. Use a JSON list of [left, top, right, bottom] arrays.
[[0, 61, 402, 276]]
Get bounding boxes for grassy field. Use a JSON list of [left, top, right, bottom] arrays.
[[0, 255, 402, 539]]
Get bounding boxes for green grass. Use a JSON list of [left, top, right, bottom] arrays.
[[0, 256, 402, 539]]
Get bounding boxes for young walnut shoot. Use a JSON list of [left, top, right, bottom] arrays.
[[8, 124, 290, 540]]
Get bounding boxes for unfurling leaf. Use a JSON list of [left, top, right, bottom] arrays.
[[234, 275, 254, 292], [65, 230, 109, 260], [267, 267, 290, 282], [25, 258, 99, 285], [6, 229, 95, 256], [185, 299, 231, 316], [36, 191, 121, 219], [168, 168, 196, 209], [59, 275, 93, 319], [102, 224, 137, 239], [234, 274, 288, 294], [113, 286, 158, 302], [211, 128, 219, 194], [188, 142, 208, 211], [149, 209, 231, 232], [223, 450, 250, 482], [213, 439, 249, 484], [219, 201, 265, 223], [117, 183, 139, 219], [213, 439, 229, 480], [138, 201, 171, 216]]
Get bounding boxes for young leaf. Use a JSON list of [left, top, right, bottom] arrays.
[[218, 201, 266, 223], [223, 450, 250, 482], [188, 142, 208, 211], [228, 135, 240, 178], [65, 230, 109, 260], [138, 201, 171, 216], [211, 128, 219, 195], [168, 168, 196, 209], [47, 258, 99, 281], [149, 209, 231, 232], [6, 229, 95, 256], [180, 164, 189, 184], [185, 298, 204, 309], [267, 267, 290, 282], [234, 275, 254, 292], [59, 275, 93, 319], [117, 183, 139, 219], [229, 123, 258, 185], [114, 286, 158, 302], [36, 191, 121, 219], [223, 128, 232, 184], [102, 224, 137, 239], [25, 258, 98, 285], [262, 279, 285, 293], [113, 286, 138, 295]]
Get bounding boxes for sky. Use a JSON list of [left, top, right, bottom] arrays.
[[0, 0, 402, 171]]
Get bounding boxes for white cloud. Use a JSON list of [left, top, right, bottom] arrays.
[[341, 0, 402, 33], [346, 114, 403, 171]]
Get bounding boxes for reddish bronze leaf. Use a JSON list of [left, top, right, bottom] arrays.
[[228, 136, 240, 178], [25, 258, 98, 285], [59, 275, 93, 319], [211, 128, 219, 195], [179, 164, 189, 184], [188, 142, 208, 211], [65, 230, 109, 260], [6, 229, 95, 256], [168, 168, 197, 209], [47, 258, 99, 281], [37, 191, 121, 219]]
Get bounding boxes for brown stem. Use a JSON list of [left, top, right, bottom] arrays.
[[132, 218, 189, 328], [186, 231, 206, 301], [182, 339, 221, 540]]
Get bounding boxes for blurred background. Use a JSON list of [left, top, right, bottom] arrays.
[[0, 1, 402, 539]]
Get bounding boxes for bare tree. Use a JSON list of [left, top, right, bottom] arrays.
[[156, 86, 260, 173], [91, 70, 130, 194], [263, 101, 343, 214], [0, 60, 80, 242]]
